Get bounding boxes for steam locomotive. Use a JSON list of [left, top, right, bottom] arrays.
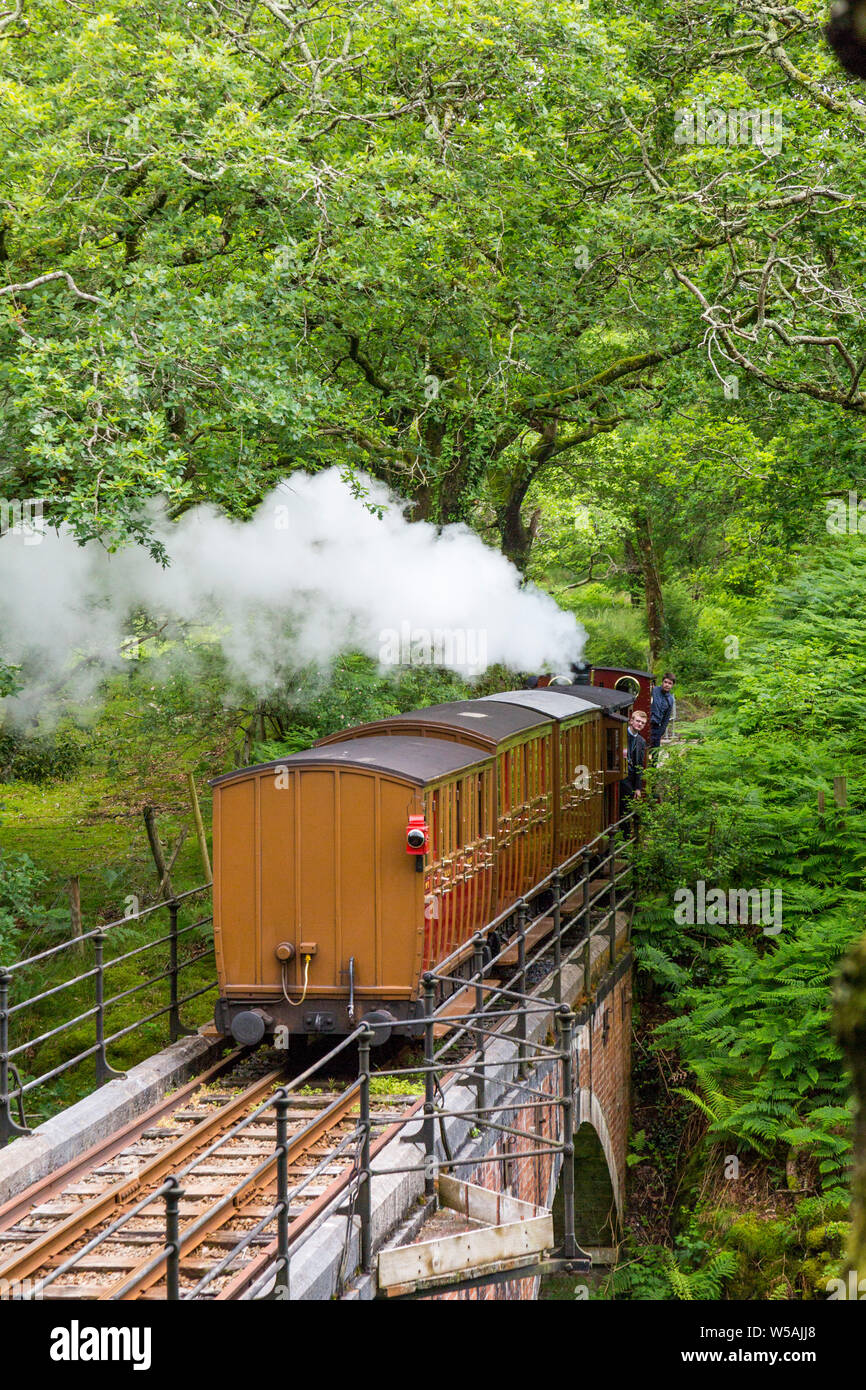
[[211, 667, 652, 1046]]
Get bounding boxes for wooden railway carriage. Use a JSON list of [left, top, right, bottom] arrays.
[[475, 690, 603, 862], [212, 736, 495, 1045], [211, 692, 621, 1045], [317, 699, 571, 911], [543, 682, 634, 827]]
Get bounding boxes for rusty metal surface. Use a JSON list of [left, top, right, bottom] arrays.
[[0, 1062, 292, 1287], [0, 1045, 240, 1233], [104, 1088, 362, 1301]]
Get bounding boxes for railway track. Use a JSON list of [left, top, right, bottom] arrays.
[[0, 1048, 408, 1301], [0, 819, 638, 1303]]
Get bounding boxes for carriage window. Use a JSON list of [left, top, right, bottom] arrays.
[[606, 728, 619, 771], [428, 789, 440, 858]]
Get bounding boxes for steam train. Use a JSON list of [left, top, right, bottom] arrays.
[[211, 667, 653, 1046]]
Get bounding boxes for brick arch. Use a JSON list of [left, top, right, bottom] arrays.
[[573, 958, 632, 1213], [577, 1092, 623, 1217]]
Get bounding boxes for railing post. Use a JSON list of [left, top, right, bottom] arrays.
[[516, 900, 528, 1076], [608, 829, 618, 967], [358, 1024, 373, 1273], [164, 1176, 184, 1300], [581, 850, 592, 1000], [557, 1006, 578, 1260], [0, 969, 29, 1146], [93, 931, 124, 1085], [168, 899, 194, 1042], [274, 1092, 291, 1298], [422, 973, 437, 1199], [581, 848, 592, 936], [551, 871, 562, 1006], [472, 933, 486, 1115], [628, 810, 639, 941]]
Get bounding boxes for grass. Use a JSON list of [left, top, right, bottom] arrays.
[[370, 1073, 424, 1096], [0, 666, 240, 1126]]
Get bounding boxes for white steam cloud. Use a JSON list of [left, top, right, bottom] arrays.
[[0, 469, 585, 722]]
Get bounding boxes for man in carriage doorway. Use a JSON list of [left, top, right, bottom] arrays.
[[622, 708, 648, 810], [650, 672, 676, 754]]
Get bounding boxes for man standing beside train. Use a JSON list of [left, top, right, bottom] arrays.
[[622, 708, 648, 810], [650, 673, 676, 755]]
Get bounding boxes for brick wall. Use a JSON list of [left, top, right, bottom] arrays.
[[428, 951, 632, 1301], [575, 958, 632, 1212]]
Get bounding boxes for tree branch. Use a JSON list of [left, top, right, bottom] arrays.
[[0, 270, 103, 304]]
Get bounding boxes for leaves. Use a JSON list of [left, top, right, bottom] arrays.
[[634, 538, 866, 1185]]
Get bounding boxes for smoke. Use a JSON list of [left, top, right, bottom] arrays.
[[0, 470, 585, 723]]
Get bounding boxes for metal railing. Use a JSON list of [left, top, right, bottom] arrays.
[[0, 884, 215, 1145], [4, 808, 638, 1299], [104, 809, 636, 1300]]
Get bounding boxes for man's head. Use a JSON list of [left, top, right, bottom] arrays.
[[660, 672, 675, 693], [629, 709, 648, 734]]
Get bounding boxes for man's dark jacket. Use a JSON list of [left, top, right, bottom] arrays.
[[624, 727, 647, 796], [650, 687, 674, 745]]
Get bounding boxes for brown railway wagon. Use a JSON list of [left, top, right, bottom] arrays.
[[211, 736, 496, 1043], [317, 699, 563, 912], [476, 690, 604, 862], [537, 681, 634, 828], [603, 711, 629, 825]]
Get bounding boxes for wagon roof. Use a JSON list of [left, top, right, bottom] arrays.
[[211, 735, 492, 788], [325, 698, 549, 743], [478, 689, 598, 720], [591, 666, 653, 679], [545, 683, 634, 712]]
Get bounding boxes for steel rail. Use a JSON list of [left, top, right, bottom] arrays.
[[0, 1061, 291, 1285], [104, 1088, 364, 1300], [212, 1090, 428, 1301], [0, 1045, 243, 1233], [189, 1125, 364, 1299]]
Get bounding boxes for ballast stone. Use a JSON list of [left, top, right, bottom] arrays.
[[0, 1031, 224, 1206]]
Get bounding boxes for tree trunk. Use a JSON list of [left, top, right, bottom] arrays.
[[633, 515, 665, 669], [622, 534, 644, 607], [496, 487, 536, 571]]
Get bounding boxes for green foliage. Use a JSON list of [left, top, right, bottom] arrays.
[[700, 1195, 850, 1300], [369, 1073, 423, 1096], [556, 586, 649, 672], [605, 1226, 737, 1301], [633, 537, 866, 1189], [2, 0, 864, 561], [0, 850, 59, 960], [604, 1194, 849, 1302], [0, 725, 85, 782], [252, 652, 472, 760]]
